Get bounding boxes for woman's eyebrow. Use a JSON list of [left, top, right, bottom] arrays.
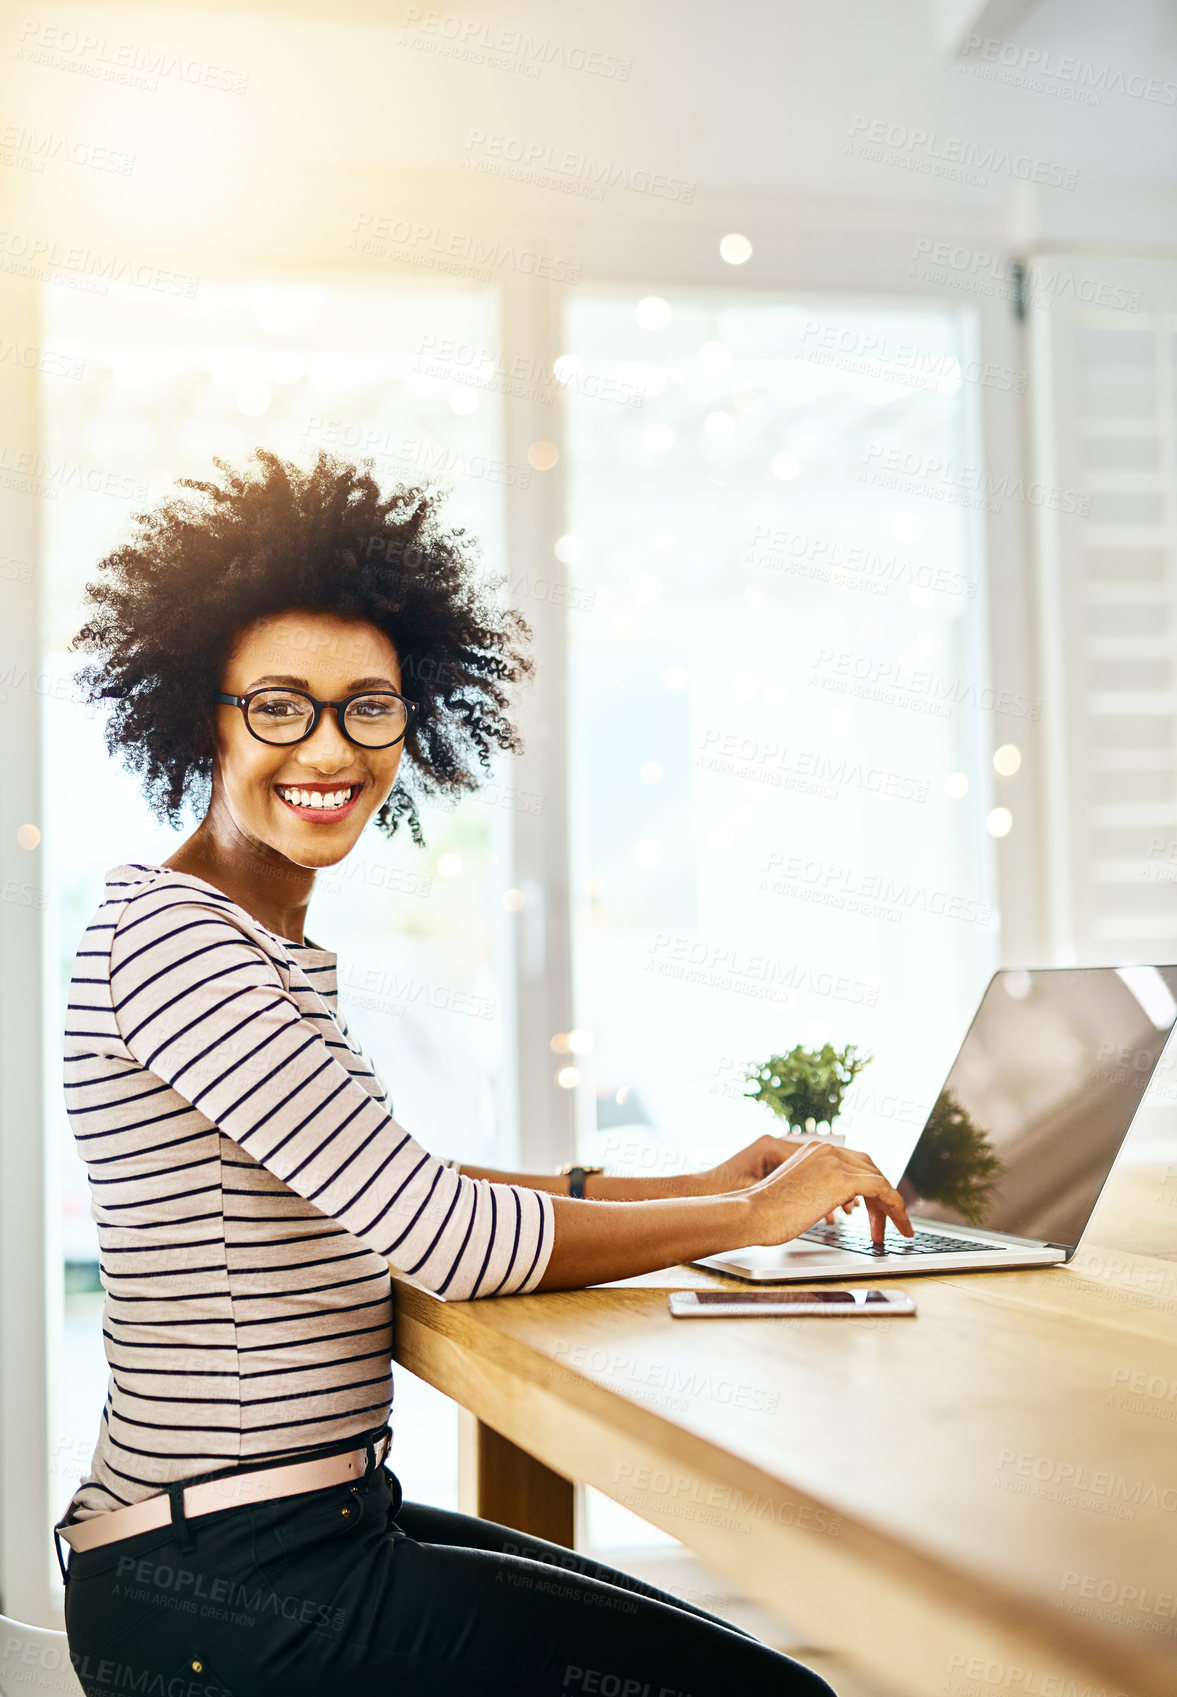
[[245, 673, 398, 690]]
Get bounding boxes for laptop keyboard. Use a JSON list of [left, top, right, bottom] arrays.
[[800, 1223, 1004, 1257]]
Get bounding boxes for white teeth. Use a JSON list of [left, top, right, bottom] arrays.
[[279, 786, 356, 811]]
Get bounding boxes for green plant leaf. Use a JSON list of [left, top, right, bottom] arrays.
[[743, 1043, 871, 1133]]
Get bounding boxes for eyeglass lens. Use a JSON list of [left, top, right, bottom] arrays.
[[246, 689, 408, 746]]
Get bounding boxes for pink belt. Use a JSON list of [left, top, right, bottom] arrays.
[[57, 1431, 391, 1554]]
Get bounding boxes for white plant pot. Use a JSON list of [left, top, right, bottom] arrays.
[[794, 1126, 846, 1147]]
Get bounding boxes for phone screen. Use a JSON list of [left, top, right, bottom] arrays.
[[691, 1289, 895, 1305]]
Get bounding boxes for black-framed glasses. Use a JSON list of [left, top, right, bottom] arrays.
[[214, 688, 416, 749]]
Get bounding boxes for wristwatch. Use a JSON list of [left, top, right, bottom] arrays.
[[557, 1162, 605, 1199]]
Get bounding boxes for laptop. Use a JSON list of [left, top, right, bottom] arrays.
[[695, 965, 1177, 1282]]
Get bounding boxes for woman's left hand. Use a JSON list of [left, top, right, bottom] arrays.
[[686, 1133, 859, 1223]]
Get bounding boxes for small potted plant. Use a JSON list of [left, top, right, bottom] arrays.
[[743, 1043, 871, 1144]]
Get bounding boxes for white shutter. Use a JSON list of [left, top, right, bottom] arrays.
[[1027, 257, 1177, 964]]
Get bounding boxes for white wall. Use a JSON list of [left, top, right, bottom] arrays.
[[3, 0, 1176, 258]]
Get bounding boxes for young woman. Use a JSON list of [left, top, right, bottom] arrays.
[[55, 450, 911, 1696]]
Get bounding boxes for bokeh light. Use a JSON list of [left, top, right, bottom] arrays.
[[719, 233, 753, 265], [986, 807, 1013, 838]]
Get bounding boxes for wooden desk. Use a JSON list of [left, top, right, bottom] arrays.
[[1086, 1160, 1177, 1262], [391, 1165, 1177, 1697]]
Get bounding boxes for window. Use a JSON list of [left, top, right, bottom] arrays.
[[33, 273, 1041, 1588], [561, 291, 998, 1188]]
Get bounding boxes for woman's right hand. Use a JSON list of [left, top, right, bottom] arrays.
[[534, 1134, 914, 1293], [744, 1139, 914, 1248]]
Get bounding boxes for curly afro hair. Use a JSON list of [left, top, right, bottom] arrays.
[[70, 448, 533, 845]]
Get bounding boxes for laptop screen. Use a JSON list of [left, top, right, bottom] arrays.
[[897, 966, 1177, 1250]]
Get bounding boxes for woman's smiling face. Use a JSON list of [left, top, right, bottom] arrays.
[[213, 608, 407, 868]]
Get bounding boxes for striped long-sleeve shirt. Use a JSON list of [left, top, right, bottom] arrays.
[[61, 862, 554, 1522]]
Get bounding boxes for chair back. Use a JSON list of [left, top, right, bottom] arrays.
[[0, 1615, 84, 1695]]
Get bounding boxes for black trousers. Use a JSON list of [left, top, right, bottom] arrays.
[[62, 1435, 836, 1696]]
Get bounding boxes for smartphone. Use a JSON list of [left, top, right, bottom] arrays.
[[668, 1288, 916, 1318]]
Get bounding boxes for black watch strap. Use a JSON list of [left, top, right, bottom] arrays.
[[560, 1163, 604, 1198]]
